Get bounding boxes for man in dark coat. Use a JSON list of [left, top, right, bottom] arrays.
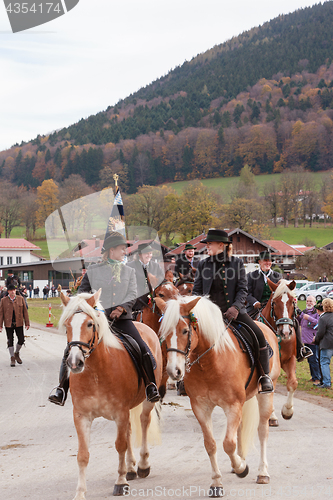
[[175, 243, 200, 278], [246, 251, 282, 315], [127, 242, 164, 311], [193, 228, 273, 393], [49, 232, 160, 406], [5, 270, 21, 290]]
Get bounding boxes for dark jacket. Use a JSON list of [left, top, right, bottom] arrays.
[[78, 261, 137, 320], [175, 254, 200, 277], [315, 312, 333, 350], [127, 259, 164, 297], [5, 274, 21, 289], [192, 254, 247, 314], [246, 269, 282, 313], [0, 294, 30, 328]]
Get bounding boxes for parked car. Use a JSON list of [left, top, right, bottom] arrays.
[[293, 280, 311, 290], [296, 282, 333, 301]]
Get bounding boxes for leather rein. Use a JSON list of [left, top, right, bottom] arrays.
[[258, 297, 295, 337], [66, 309, 100, 359]]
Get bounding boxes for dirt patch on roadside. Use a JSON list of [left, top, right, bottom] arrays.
[[275, 382, 333, 411]]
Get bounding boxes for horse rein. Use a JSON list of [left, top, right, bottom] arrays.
[[66, 309, 100, 358], [258, 299, 295, 338]]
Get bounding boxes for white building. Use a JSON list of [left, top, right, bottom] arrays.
[[0, 238, 42, 272]]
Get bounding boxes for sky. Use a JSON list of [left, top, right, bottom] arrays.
[[0, 0, 325, 152]]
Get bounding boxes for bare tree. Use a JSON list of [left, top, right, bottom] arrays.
[[0, 182, 24, 238]]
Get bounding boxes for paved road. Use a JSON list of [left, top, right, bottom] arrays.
[[1, 325, 333, 500]]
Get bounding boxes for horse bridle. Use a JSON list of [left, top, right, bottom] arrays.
[[259, 298, 295, 337], [165, 315, 215, 372], [66, 309, 99, 359]]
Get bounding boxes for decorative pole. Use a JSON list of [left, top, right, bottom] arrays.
[[113, 173, 119, 189], [46, 303, 54, 327]]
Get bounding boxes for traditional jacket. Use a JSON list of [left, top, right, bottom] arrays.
[[315, 312, 333, 350], [246, 268, 282, 313], [192, 253, 247, 314], [78, 261, 137, 320], [127, 259, 164, 297], [0, 294, 30, 328], [175, 254, 200, 277]]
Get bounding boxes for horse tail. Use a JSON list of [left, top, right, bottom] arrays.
[[130, 403, 162, 447], [240, 396, 259, 458]]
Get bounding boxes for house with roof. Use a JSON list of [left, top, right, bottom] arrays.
[[262, 240, 315, 272]]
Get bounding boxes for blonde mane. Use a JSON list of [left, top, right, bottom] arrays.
[[58, 293, 122, 350], [272, 279, 296, 300], [159, 296, 236, 352]]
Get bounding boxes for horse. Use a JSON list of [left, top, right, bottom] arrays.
[[256, 279, 297, 426], [175, 273, 195, 296], [136, 279, 180, 398], [156, 295, 280, 496], [58, 289, 162, 499]]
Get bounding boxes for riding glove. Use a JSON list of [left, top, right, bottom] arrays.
[[225, 306, 239, 321]]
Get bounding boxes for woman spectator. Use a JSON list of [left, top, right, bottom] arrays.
[[298, 295, 320, 384], [314, 298, 333, 389]]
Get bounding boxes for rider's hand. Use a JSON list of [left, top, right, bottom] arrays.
[[254, 302, 262, 310], [110, 306, 124, 320], [225, 306, 239, 321]]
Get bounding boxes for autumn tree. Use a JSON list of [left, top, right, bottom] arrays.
[[22, 190, 38, 240], [0, 182, 25, 238], [36, 179, 59, 227], [59, 175, 93, 206], [263, 179, 279, 226], [295, 249, 333, 281]]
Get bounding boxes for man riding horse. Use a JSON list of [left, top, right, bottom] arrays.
[[192, 229, 274, 393], [247, 250, 311, 362]]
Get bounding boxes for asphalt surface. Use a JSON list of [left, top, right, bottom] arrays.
[[1, 324, 333, 500]]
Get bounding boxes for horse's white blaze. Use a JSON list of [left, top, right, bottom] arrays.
[[183, 284, 187, 290], [281, 293, 290, 336], [68, 313, 86, 368], [167, 329, 185, 380]]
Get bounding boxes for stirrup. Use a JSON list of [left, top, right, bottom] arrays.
[[258, 375, 274, 394], [145, 383, 160, 403], [48, 387, 66, 406], [298, 346, 313, 361]]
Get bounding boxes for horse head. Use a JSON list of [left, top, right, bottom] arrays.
[[156, 296, 201, 381], [176, 273, 195, 296], [154, 280, 179, 302], [268, 279, 296, 340], [60, 289, 103, 374]]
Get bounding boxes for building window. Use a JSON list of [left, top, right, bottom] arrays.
[[0, 257, 3, 265], [237, 237, 240, 242], [16, 256, 22, 264], [7, 257, 12, 265]]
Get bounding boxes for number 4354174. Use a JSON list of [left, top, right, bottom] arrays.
[[6, 3, 62, 14]]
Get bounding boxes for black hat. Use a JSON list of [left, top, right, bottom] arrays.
[[201, 229, 230, 244], [102, 231, 127, 253], [7, 284, 16, 291], [258, 250, 273, 261], [7, 269, 13, 274], [137, 243, 153, 254], [314, 300, 324, 311], [184, 243, 196, 251]]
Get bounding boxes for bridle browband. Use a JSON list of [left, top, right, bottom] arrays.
[[66, 308, 99, 358], [258, 294, 295, 338]]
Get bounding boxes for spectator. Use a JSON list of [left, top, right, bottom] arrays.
[[28, 285, 33, 299], [298, 295, 321, 384], [314, 298, 333, 388], [0, 284, 30, 367], [34, 286, 39, 298], [51, 284, 56, 297], [323, 274, 328, 283], [43, 285, 49, 300]]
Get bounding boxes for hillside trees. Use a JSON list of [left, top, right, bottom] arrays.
[[36, 179, 59, 227], [0, 182, 25, 238]]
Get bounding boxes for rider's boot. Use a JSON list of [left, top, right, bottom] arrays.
[[142, 352, 160, 403], [258, 346, 274, 393], [295, 321, 312, 361], [48, 351, 69, 406]]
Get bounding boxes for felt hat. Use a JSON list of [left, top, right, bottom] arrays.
[[137, 243, 153, 254], [7, 284, 16, 291], [184, 243, 196, 251], [102, 231, 127, 252], [201, 229, 230, 244], [314, 300, 324, 311], [258, 250, 273, 261]]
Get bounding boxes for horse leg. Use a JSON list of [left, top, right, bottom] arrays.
[[223, 403, 248, 478], [191, 400, 224, 497], [125, 421, 137, 481], [113, 414, 130, 496], [269, 404, 279, 427], [256, 393, 274, 484], [137, 400, 153, 478], [73, 412, 92, 500], [281, 356, 298, 420]]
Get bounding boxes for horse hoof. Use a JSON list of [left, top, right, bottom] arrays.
[[269, 418, 279, 427], [257, 475, 270, 484], [113, 483, 129, 496], [137, 466, 150, 478], [209, 486, 224, 497], [231, 467, 235, 473], [281, 412, 293, 420], [236, 464, 249, 478], [126, 471, 137, 481]]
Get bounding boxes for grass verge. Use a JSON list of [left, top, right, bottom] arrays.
[[27, 297, 62, 328]]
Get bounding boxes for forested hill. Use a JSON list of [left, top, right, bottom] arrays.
[[3, 1, 333, 193]]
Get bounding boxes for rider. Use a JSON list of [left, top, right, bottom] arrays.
[[192, 228, 274, 393], [48, 231, 160, 406], [175, 243, 199, 278], [247, 250, 312, 362]]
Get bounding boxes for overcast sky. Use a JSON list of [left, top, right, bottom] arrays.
[[0, 0, 324, 151]]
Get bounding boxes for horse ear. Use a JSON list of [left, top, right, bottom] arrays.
[[267, 278, 278, 292], [60, 291, 70, 307], [154, 297, 167, 313], [86, 288, 102, 308], [179, 272, 184, 279], [288, 280, 296, 291], [184, 296, 201, 314]]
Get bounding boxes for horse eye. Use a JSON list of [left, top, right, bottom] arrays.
[[87, 321, 93, 328], [182, 328, 189, 335], [158, 293, 164, 298]]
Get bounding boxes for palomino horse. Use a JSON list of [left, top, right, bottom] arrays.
[[256, 279, 297, 426], [156, 295, 280, 496], [59, 290, 162, 499]]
